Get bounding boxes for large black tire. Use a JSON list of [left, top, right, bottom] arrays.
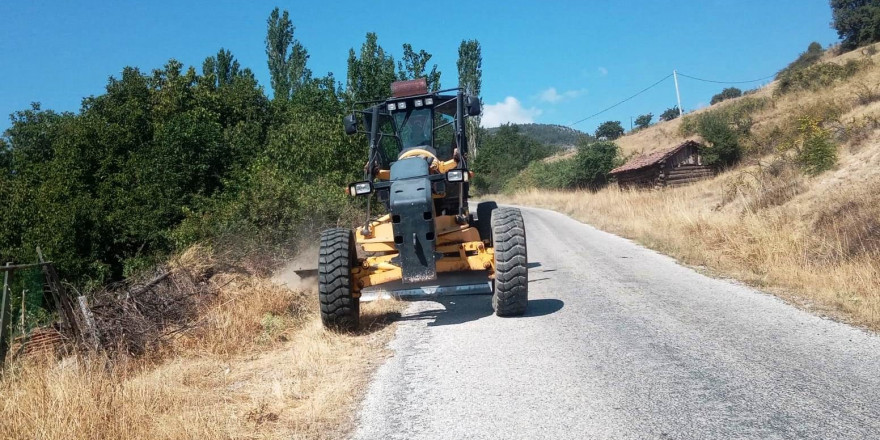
[[491, 208, 528, 316], [475, 201, 498, 246], [318, 228, 360, 331]]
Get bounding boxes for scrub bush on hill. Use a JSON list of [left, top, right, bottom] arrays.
[[680, 97, 769, 170], [710, 87, 743, 105], [776, 59, 873, 95], [504, 140, 620, 192]]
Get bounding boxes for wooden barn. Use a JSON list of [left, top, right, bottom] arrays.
[[610, 140, 715, 189]]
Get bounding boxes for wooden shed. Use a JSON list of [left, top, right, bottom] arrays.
[[610, 140, 714, 189]]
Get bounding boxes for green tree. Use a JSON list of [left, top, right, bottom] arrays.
[[634, 113, 653, 130], [570, 140, 620, 189], [831, 0, 880, 51], [457, 39, 482, 157], [346, 33, 396, 103], [265, 7, 310, 101], [710, 87, 743, 105], [202, 48, 241, 87], [594, 120, 624, 140], [397, 44, 441, 91], [660, 106, 680, 121], [695, 113, 741, 169]]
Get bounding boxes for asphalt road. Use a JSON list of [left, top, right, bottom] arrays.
[[352, 206, 880, 439]]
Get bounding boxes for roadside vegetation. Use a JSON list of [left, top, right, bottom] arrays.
[[0, 246, 403, 439], [0, 7, 477, 439]]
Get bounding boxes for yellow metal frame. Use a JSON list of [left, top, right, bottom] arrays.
[[352, 213, 495, 296]]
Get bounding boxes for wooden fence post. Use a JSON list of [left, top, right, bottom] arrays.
[[0, 262, 11, 367], [77, 296, 99, 350], [37, 247, 81, 342]]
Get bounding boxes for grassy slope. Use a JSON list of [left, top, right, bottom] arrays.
[[501, 44, 880, 329], [0, 246, 403, 439]]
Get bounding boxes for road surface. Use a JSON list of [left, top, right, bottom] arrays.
[[353, 206, 880, 439]]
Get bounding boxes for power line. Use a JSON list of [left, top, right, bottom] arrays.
[[675, 71, 778, 84], [568, 73, 673, 127]]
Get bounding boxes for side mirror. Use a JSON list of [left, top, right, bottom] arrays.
[[465, 95, 481, 117], [343, 114, 358, 135]]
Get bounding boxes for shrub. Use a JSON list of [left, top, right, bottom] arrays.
[[793, 117, 837, 175], [634, 113, 653, 130], [710, 87, 743, 105], [777, 42, 825, 78], [660, 106, 680, 121], [569, 141, 620, 189], [776, 59, 873, 95], [696, 112, 741, 169], [503, 140, 620, 192], [679, 97, 770, 170]]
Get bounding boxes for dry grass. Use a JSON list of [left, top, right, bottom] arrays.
[[0, 247, 403, 440], [500, 44, 880, 329]]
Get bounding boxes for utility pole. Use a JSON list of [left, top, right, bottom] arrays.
[[673, 70, 683, 117], [630, 116, 633, 131]]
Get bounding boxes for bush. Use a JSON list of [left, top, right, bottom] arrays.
[[710, 87, 743, 105], [569, 141, 620, 189], [634, 113, 653, 130], [679, 97, 769, 170], [660, 106, 680, 121], [503, 140, 620, 192], [777, 42, 825, 78], [696, 113, 741, 169], [793, 117, 837, 175], [776, 59, 873, 95]]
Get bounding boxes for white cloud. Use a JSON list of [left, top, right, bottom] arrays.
[[539, 87, 586, 103], [481, 97, 542, 128], [598, 67, 608, 76]]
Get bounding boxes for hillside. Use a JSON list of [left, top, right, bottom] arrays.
[[500, 42, 880, 329], [485, 123, 592, 148]]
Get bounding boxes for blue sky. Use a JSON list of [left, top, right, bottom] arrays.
[[1, 1, 839, 134]]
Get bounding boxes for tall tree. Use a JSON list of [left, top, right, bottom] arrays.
[[202, 48, 241, 87], [457, 39, 482, 157], [265, 7, 310, 101], [346, 33, 396, 103], [831, 0, 880, 51], [397, 44, 441, 91]]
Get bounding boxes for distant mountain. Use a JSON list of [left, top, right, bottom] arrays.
[[485, 123, 593, 149]]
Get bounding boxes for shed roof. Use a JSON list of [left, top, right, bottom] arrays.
[[610, 140, 701, 175]]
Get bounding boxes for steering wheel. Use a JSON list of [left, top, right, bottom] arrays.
[[398, 148, 438, 162]]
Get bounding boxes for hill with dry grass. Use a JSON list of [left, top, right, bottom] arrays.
[[500, 42, 880, 329]]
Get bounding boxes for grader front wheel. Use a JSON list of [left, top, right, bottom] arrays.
[[491, 208, 528, 316], [318, 228, 360, 331]]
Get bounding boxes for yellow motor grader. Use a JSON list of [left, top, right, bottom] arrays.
[[319, 78, 527, 330]]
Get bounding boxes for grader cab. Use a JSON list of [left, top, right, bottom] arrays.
[[319, 77, 528, 330]]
